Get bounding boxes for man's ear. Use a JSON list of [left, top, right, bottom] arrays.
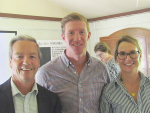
[[87, 32, 91, 41], [9, 59, 12, 69], [61, 34, 65, 41]]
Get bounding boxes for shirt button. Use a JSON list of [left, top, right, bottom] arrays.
[[80, 98, 82, 102]]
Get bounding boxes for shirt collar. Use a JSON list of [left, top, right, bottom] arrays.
[[115, 71, 149, 87], [11, 78, 38, 96], [115, 73, 122, 85], [61, 50, 91, 67], [139, 71, 149, 87]]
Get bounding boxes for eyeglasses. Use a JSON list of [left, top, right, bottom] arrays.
[[96, 52, 104, 58], [117, 51, 140, 60]]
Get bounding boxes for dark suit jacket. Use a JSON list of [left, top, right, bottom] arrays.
[[0, 78, 62, 113]]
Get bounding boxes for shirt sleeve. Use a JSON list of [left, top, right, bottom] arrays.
[[108, 62, 120, 81], [35, 68, 49, 89], [113, 63, 120, 75], [99, 87, 112, 113]]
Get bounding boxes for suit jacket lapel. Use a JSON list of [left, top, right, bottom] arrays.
[[37, 84, 49, 113], [0, 78, 15, 113]]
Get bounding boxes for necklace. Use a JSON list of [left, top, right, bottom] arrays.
[[132, 93, 136, 96], [120, 75, 139, 97], [131, 84, 139, 97]]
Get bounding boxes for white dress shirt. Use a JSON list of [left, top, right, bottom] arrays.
[[11, 78, 38, 113]]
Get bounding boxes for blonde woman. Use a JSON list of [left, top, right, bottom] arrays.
[[100, 35, 150, 113]]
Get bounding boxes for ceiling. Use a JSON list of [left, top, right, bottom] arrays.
[[49, 0, 150, 19]]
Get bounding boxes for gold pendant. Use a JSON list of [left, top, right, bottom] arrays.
[[132, 93, 135, 96]]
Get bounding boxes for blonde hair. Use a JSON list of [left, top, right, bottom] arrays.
[[61, 12, 90, 34], [114, 35, 142, 60]]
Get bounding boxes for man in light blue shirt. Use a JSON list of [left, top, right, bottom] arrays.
[[0, 35, 61, 113]]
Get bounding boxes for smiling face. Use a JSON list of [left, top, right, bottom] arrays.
[[61, 21, 91, 57], [10, 40, 40, 84], [116, 42, 141, 74]]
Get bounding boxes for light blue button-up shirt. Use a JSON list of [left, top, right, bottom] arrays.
[[11, 78, 38, 113]]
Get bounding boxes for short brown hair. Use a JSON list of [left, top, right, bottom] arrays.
[[114, 35, 142, 60], [94, 42, 111, 54], [61, 12, 90, 34]]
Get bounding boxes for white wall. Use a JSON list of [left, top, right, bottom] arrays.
[[1, 12, 150, 57], [0, 33, 16, 84], [1, 0, 150, 57], [0, 17, 62, 40], [89, 12, 150, 57], [0, 17, 93, 53], [0, 0, 70, 18]]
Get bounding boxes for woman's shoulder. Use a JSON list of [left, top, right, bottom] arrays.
[[103, 80, 118, 92]]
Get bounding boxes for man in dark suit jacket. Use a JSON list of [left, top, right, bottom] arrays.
[[0, 35, 61, 113]]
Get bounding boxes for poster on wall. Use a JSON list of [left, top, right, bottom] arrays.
[[37, 40, 66, 67]]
